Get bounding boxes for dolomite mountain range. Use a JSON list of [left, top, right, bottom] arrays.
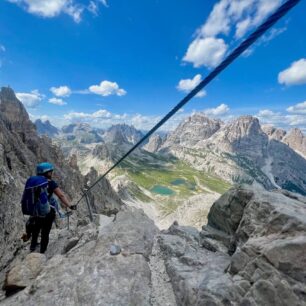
[[1, 86, 306, 305]]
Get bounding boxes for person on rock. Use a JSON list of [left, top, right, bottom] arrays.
[[29, 162, 76, 253]]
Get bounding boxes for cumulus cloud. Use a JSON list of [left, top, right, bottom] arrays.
[[62, 109, 162, 131], [16, 89, 44, 108], [89, 80, 127, 97], [203, 103, 229, 116], [286, 115, 306, 127], [7, 0, 84, 22], [278, 59, 306, 86], [176, 74, 206, 98], [48, 97, 67, 105], [64, 109, 112, 120], [183, 37, 227, 68], [50, 85, 72, 97], [287, 101, 306, 114], [256, 108, 306, 131], [183, 0, 285, 68]]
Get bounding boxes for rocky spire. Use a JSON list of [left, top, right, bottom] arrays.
[[283, 128, 306, 157], [162, 113, 222, 148]]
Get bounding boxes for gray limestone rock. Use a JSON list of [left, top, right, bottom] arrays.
[[158, 186, 306, 306], [1, 208, 159, 306]]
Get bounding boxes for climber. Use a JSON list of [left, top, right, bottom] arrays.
[[28, 162, 76, 253]]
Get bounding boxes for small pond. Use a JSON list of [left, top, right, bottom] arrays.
[[151, 185, 175, 195], [171, 178, 186, 185], [171, 178, 196, 190]]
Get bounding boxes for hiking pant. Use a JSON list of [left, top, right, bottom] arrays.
[[30, 208, 55, 253]]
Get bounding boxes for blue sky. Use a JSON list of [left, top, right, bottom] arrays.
[[0, 0, 306, 131]]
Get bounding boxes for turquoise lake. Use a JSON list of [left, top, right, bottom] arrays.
[[171, 178, 196, 190], [151, 185, 175, 195], [171, 178, 186, 185]]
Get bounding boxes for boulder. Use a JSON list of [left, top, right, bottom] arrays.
[[4, 253, 46, 295], [158, 186, 306, 305]]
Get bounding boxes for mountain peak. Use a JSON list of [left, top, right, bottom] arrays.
[[35, 119, 59, 137], [226, 115, 262, 138], [0, 86, 17, 100], [0, 86, 35, 136], [162, 113, 222, 148], [283, 127, 306, 157], [104, 124, 143, 145]]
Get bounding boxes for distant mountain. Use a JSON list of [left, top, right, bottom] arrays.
[[45, 111, 306, 196], [61, 123, 103, 144], [262, 125, 306, 158], [163, 114, 221, 148], [283, 128, 306, 158], [103, 124, 144, 145], [35, 119, 59, 137], [158, 114, 306, 195], [143, 134, 163, 153]]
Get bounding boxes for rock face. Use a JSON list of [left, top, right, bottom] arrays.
[[159, 186, 306, 305], [262, 126, 306, 158], [0, 87, 122, 294], [61, 123, 103, 144], [4, 253, 46, 295], [34, 119, 59, 138], [262, 125, 286, 141], [160, 114, 306, 195], [1, 208, 160, 305], [2, 185, 306, 305], [143, 134, 163, 153], [103, 124, 144, 145], [162, 114, 221, 148], [283, 128, 306, 157]]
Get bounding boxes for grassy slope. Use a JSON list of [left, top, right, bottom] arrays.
[[115, 152, 231, 202]]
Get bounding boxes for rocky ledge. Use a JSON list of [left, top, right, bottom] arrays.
[[1, 186, 306, 305]]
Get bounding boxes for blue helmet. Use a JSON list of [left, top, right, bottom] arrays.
[[36, 162, 54, 175]]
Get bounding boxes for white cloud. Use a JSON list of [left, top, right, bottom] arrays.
[[203, 103, 229, 116], [48, 97, 67, 105], [89, 80, 127, 97], [200, 0, 282, 40], [88, 1, 98, 15], [16, 89, 44, 108], [7, 0, 84, 22], [99, 0, 108, 7], [183, 37, 228, 68], [183, 0, 285, 68], [235, 17, 252, 39], [50, 85, 72, 97], [176, 74, 206, 98], [258, 109, 280, 118], [234, 0, 282, 38], [286, 115, 306, 126], [201, 0, 231, 37], [260, 27, 287, 44], [287, 101, 306, 114], [256, 108, 306, 131], [278, 59, 306, 86], [64, 109, 112, 120]]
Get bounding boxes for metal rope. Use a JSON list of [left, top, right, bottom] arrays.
[[76, 0, 300, 206]]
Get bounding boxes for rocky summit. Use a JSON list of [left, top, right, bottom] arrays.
[[1, 184, 306, 306], [158, 114, 306, 195], [1, 87, 306, 305]]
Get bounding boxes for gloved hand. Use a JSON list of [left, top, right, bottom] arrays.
[[70, 204, 77, 210]]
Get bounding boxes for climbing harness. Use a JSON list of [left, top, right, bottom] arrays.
[[75, 0, 300, 208]]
